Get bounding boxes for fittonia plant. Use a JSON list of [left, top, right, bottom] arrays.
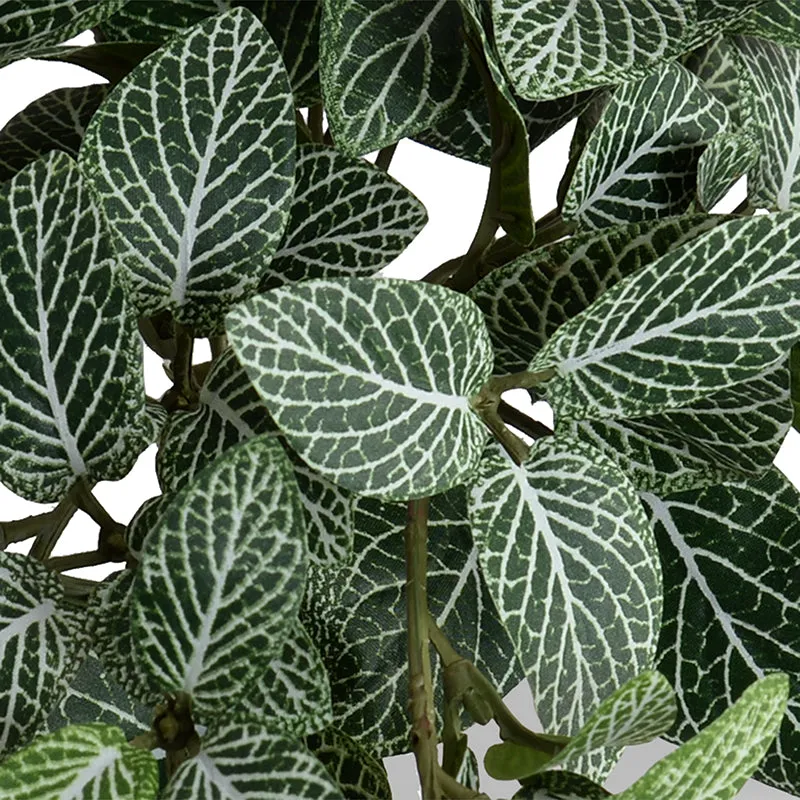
[[0, 2, 798, 799]]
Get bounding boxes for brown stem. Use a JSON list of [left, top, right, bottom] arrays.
[[209, 334, 228, 360], [73, 478, 117, 530], [375, 142, 398, 172], [308, 103, 324, 143], [0, 512, 51, 549], [162, 324, 198, 411], [295, 109, 313, 144], [29, 493, 78, 561], [60, 574, 101, 599], [129, 731, 158, 750], [46, 550, 109, 572], [498, 400, 554, 440]]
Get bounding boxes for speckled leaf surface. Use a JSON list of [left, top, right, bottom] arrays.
[[514, 771, 610, 799], [643, 469, 800, 794], [97, 0, 222, 42], [563, 63, 727, 229], [735, 0, 800, 48], [259, 144, 427, 290], [131, 439, 308, 721], [163, 723, 344, 799], [697, 130, 758, 210], [0, 85, 108, 183], [683, 37, 743, 127], [302, 487, 522, 757], [468, 439, 661, 781], [320, 0, 480, 155], [0, 152, 150, 503], [227, 278, 492, 501], [80, 8, 296, 333], [531, 213, 800, 422]]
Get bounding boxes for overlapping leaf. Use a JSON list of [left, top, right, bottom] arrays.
[[305, 727, 392, 800], [735, 0, 800, 48], [320, 0, 480, 155], [563, 63, 728, 228], [227, 278, 492, 500], [0, 723, 158, 800], [302, 488, 522, 756], [618, 674, 789, 800], [132, 438, 308, 721], [80, 8, 296, 333], [0, 554, 82, 754], [98, 1, 221, 42], [0, 85, 108, 183], [125, 495, 167, 562], [259, 144, 427, 290], [736, 35, 800, 211], [642, 469, 800, 793], [568, 361, 793, 494], [470, 214, 726, 374], [514, 771, 610, 799], [697, 130, 758, 210], [683, 37, 743, 126], [163, 723, 344, 799], [0, 1, 124, 65], [231, 621, 333, 739], [491, 0, 692, 101], [531, 213, 800, 422], [0, 152, 150, 502], [157, 348, 355, 564], [468, 438, 661, 780]]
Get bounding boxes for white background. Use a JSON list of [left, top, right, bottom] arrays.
[[0, 34, 798, 800]]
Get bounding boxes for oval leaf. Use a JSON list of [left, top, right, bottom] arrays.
[[226, 278, 493, 500], [80, 7, 296, 333], [697, 130, 758, 210]]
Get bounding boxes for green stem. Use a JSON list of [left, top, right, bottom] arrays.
[[405, 498, 441, 800], [480, 410, 530, 464], [0, 512, 52, 549], [437, 768, 489, 800], [375, 142, 398, 172], [73, 478, 116, 530], [29, 494, 78, 561], [209, 334, 228, 360], [60, 574, 101, 600], [46, 550, 109, 572], [497, 400, 553, 440], [129, 731, 158, 750], [308, 103, 324, 143], [163, 324, 198, 411]]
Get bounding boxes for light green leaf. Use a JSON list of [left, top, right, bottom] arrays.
[[0, 85, 107, 183], [163, 723, 344, 799], [470, 214, 727, 375], [697, 130, 758, 210], [491, 0, 692, 101], [468, 438, 661, 781], [617, 674, 789, 800], [734, 0, 800, 49], [683, 37, 743, 127], [0, 151, 150, 503], [227, 278, 492, 500], [157, 348, 355, 564], [531, 213, 800, 422], [80, 8, 296, 334], [231, 621, 333, 739], [563, 63, 728, 229], [305, 727, 392, 800], [514, 771, 610, 799], [98, 1, 222, 42], [0, 1, 125, 65], [259, 144, 427, 290], [643, 469, 800, 793], [0, 723, 158, 800], [303, 487, 522, 756], [567, 361, 793, 494], [46, 655, 152, 740], [736, 35, 800, 211], [320, 0, 480, 156], [0, 553, 82, 753], [132, 438, 307, 721]]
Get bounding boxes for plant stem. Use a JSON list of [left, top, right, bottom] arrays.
[[46, 550, 109, 572], [481, 411, 530, 465], [129, 731, 158, 750], [163, 324, 198, 411], [497, 400, 553, 440], [295, 109, 313, 144], [72, 477, 117, 530], [60, 574, 101, 600], [0, 512, 52, 549], [29, 494, 78, 561], [437, 768, 489, 800], [308, 103, 324, 143], [405, 498, 441, 800], [375, 142, 398, 172], [209, 334, 228, 360]]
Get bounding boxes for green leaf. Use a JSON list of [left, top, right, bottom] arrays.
[[643, 469, 800, 793], [132, 438, 307, 721], [157, 348, 355, 564], [735, 0, 800, 49], [0, 723, 158, 800], [0, 1, 125, 65], [514, 771, 610, 799], [80, 8, 296, 334], [46, 655, 152, 740], [302, 487, 522, 756], [470, 214, 727, 375], [0, 85, 107, 183], [484, 743, 553, 782], [491, 0, 692, 101], [0, 553, 83, 753], [736, 35, 800, 211], [792, 344, 800, 429], [617, 674, 789, 800], [163, 723, 344, 799], [531, 213, 800, 422], [563, 63, 728, 229], [468, 438, 661, 780], [457, 747, 481, 793], [231, 621, 333, 738], [567, 361, 793, 495], [305, 727, 392, 800], [683, 37, 743, 128], [125, 495, 166, 562], [259, 144, 427, 291], [0, 151, 150, 503], [227, 278, 492, 500], [97, 0, 221, 42], [697, 130, 758, 210], [320, 0, 480, 155]]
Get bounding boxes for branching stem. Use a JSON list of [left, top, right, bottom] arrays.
[[72, 478, 117, 530], [375, 142, 398, 172], [29, 493, 78, 561]]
